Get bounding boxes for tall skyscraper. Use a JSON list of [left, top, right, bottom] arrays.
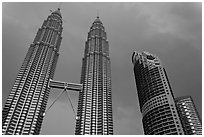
[[75, 16, 113, 135], [2, 8, 63, 135], [132, 51, 184, 135], [175, 96, 202, 135]]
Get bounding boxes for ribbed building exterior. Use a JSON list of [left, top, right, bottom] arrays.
[[175, 96, 202, 135], [2, 9, 63, 135], [132, 51, 184, 135], [75, 16, 113, 135]]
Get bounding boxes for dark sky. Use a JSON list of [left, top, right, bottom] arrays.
[[2, 2, 202, 135]]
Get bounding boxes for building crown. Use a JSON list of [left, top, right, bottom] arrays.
[[52, 8, 62, 18], [93, 15, 102, 24], [132, 51, 162, 67]]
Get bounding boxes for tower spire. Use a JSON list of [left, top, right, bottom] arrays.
[[97, 9, 99, 18], [58, 2, 62, 10]]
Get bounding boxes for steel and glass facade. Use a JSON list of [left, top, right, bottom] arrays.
[[2, 9, 63, 135], [132, 51, 184, 135], [175, 96, 202, 135], [75, 17, 113, 135]]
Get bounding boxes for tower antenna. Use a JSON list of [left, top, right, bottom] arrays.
[[97, 9, 99, 18], [58, 2, 62, 9]]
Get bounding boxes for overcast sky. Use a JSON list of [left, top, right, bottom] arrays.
[[2, 2, 202, 135]]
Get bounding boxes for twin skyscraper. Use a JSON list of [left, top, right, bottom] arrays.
[[2, 8, 201, 135]]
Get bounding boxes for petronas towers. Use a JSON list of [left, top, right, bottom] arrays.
[[2, 9, 113, 135]]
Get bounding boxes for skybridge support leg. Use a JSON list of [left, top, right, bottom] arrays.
[[43, 79, 82, 117]]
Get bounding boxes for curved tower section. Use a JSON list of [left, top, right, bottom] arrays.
[[2, 8, 63, 135], [75, 17, 113, 135], [175, 96, 202, 135], [132, 51, 184, 135]]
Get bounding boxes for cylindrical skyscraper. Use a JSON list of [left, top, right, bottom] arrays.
[[75, 16, 113, 135], [2, 8, 63, 135], [175, 96, 202, 135], [132, 51, 184, 135]]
